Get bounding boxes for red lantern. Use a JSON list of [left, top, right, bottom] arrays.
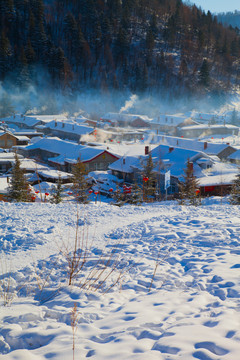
[[124, 186, 132, 194], [89, 189, 93, 194], [109, 188, 113, 192], [196, 189, 200, 195], [68, 192, 73, 195], [94, 191, 99, 195], [45, 192, 49, 196], [143, 177, 149, 182], [211, 137, 214, 139], [35, 190, 39, 194], [110, 139, 113, 142], [31, 196, 36, 201]]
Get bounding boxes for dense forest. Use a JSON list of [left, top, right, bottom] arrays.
[[1, 0, 240, 103], [217, 11, 240, 30]]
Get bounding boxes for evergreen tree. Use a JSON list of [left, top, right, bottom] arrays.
[[51, 174, 63, 204], [128, 181, 142, 205], [8, 153, 31, 202], [0, 32, 12, 80], [142, 153, 156, 201], [199, 59, 210, 87], [178, 159, 201, 206], [229, 172, 240, 205], [71, 158, 89, 203]]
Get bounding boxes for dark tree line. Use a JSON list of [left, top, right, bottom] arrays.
[[1, 0, 240, 95]]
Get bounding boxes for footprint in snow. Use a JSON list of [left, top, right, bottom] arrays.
[[194, 341, 229, 356]]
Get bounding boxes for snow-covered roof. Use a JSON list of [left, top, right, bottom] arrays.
[[26, 137, 83, 155], [198, 173, 238, 186], [0, 152, 24, 161], [182, 124, 239, 130], [109, 144, 208, 179], [109, 155, 142, 173], [37, 169, 72, 180], [45, 120, 94, 136], [151, 135, 235, 156], [101, 113, 151, 123], [19, 159, 49, 171], [228, 149, 240, 160], [50, 147, 109, 165], [151, 145, 207, 179], [14, 135, 30, 141], [27, 114, 69, 124], [150, 114, 187, 126], [25, 138, 118, 165], [190, 111, 226, 121], [2, 115, 42, 128]]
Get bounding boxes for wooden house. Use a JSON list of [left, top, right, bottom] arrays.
[[22, 138, 119, 173]]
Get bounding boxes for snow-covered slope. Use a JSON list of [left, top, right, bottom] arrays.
[[1, 199, 240, 359]]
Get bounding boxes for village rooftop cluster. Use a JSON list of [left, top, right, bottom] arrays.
[[0, 108, 240, 201]]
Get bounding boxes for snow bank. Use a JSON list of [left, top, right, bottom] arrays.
[[0, 200, 240, 359]]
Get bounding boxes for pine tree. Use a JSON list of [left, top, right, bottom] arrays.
[[199, 59, 210, 87], [178, 159, 201, 206], [230, 172, 240, 205], [128, 181, 142, 205], [142, 153, 156, 201], [8, 153, 31, 202], [71, 158, 89, 203], [0, 31, 12, 80], [51, 174, 63, 204]]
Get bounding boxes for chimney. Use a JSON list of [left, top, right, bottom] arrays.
[[204, 142, 207, 150], [169, 147, 174, 153], [145, 146, 149, 155], [189, 162, 193, 171]]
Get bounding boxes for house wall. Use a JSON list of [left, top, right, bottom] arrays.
[[0, 134, 17, 149], [66, 152, 118, 173], [25, 148, 59, 163], [0, 161, 13, 173], [48, 129, 81, 142]]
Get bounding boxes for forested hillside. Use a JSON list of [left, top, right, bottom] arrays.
[[1, 0, 240, 98], [217, 11, 240, 30]]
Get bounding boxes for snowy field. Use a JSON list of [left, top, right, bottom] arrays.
[[1, 198, 240, 360]]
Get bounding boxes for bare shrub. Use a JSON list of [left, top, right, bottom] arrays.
[[58, 207, 140, 294]]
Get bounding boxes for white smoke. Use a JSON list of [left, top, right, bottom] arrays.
[[119, 94, 138, 113]]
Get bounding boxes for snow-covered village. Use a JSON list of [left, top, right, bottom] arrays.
[[2, 0, 240, 358], [0, 97, 240, 360]]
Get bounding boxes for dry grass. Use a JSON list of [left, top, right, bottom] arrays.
[[0, 259, 18, 306], [71, 302, 79, 360], [56, 207, 141, 294]]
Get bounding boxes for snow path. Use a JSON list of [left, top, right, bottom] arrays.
[[0, 200, 240, 359]]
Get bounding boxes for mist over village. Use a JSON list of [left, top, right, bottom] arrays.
[[1, 1, 240, 359]]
